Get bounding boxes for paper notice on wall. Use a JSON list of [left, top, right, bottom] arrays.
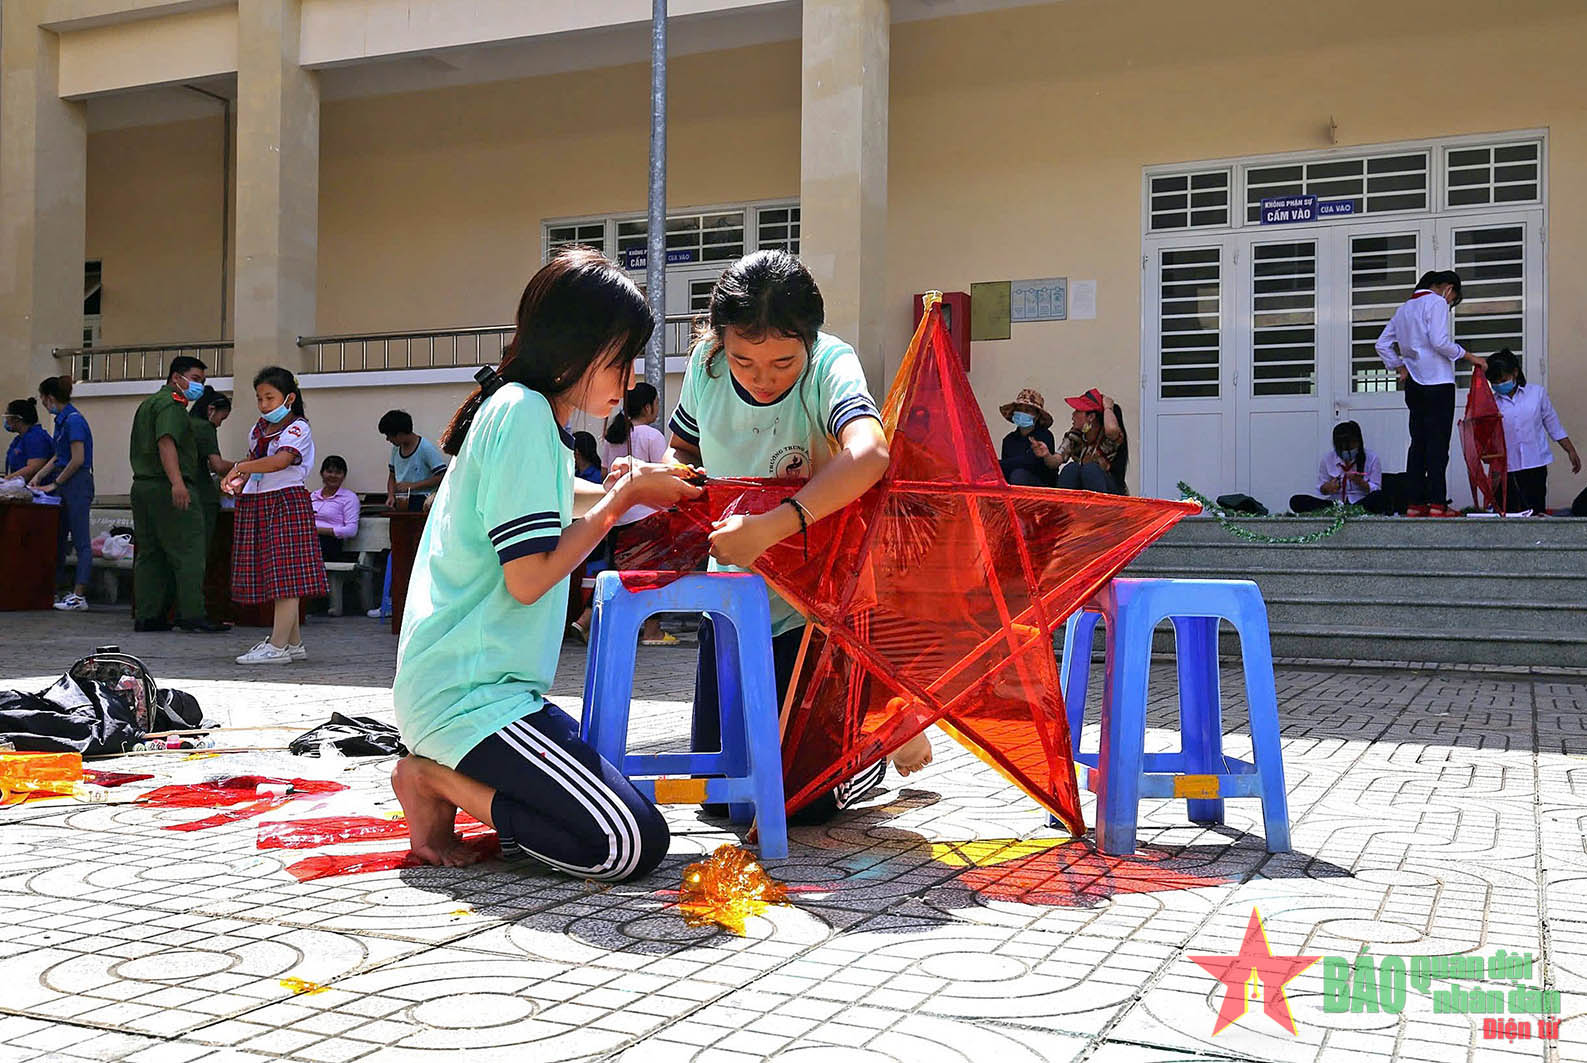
[[1069, 280, 1097, 320]]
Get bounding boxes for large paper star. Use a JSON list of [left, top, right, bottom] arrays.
[[1190, 907, 1321, 1034], [619, 302, 1196, 831]]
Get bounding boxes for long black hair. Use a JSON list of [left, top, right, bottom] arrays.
[[253, 366, 306, 421], [5, 398, 40, 426], [696, 250, 824, 379], [443, 248, 651, 455], [604, 381, 657, 447], [1105, 403, 1129, 486], [572, 431, 602, 473], [190, 387, 231, 420], [1485, 347, 1526, 389]]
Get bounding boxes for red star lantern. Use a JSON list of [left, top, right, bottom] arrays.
[[619, 300, 1196, 833]]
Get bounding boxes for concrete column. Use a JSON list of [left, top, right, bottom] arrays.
[[800, 0, 889, 386], [0, 0, 88, 400], [232, 0, 318, 390]]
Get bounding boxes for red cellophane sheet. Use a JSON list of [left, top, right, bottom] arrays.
[[616, 304, 1197, 834], [140, 776, 347, 832], [1460, 372, 1508, 512]]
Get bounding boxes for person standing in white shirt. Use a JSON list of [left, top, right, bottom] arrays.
[[1375, 270, 1488, 516], [1484, 349, 1580, 514]]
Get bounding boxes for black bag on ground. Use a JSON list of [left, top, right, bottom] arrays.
[[1573, 485, 1587, 517], [289, 713, 407, 758], [0, 648, 210, 755], [1215, 492, 1269, 516]]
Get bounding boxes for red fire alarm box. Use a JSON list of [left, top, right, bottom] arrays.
[[913, 290, 971, 370]]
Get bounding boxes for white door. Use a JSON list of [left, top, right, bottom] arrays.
[[1143, 210, 1543, 508], [1141, 237, 1236, 500]]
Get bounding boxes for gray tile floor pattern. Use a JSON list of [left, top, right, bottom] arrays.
[[0, 609, 1582, 1062]]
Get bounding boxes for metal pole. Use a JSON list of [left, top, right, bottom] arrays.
[[643, 0, 668, 404]]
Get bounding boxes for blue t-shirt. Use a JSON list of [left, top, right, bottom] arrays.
[[6, 424, 52, 476], [50, 403, 93, 474], [393, 386, 574, 768], [389, 435, 447, 496]]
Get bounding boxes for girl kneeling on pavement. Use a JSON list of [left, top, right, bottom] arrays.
[[390, 249, 700, 878], [223, 367, 328, 663]]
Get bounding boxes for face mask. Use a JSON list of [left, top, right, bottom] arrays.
[[261, 400, 292, 425], [1493, 380, 1517, 397], [1011, 411, 1036, 430], [1338, 448, 1358, 464], [3, 421, 18, 435], [179, 377, 205, 402]]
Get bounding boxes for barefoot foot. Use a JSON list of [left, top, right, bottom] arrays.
[[889, 731, 934, 777], [391, 755, 466, 863]]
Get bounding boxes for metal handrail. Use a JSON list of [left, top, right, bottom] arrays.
[[52, 341, 233, 383], [299, 313, 703, 373]]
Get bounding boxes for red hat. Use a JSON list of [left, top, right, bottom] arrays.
[[1065, 388, 1105, 413]]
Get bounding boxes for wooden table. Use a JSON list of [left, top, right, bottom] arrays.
[[388, 510, 428, 636], [0, 502, 62, 611]]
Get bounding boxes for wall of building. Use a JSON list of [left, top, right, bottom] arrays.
[[315, 37, 801, 333], [73, 0, 1587, 505], [86, 113, 228, 346]]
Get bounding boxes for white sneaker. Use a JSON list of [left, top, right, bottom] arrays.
[[367, 607, 386, 619], [53, 594, 88, 612], [236, 641, 293, 665], [284, 642, 307, 661]]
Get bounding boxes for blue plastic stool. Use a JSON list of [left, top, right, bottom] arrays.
[[578, 571, 788, 859], [1057, 577, 1290, 855]]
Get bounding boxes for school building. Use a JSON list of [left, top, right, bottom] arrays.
[[3, 0, 1583, 508]]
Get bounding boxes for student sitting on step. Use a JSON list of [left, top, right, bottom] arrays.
[[1289, 420, 1390, 514]]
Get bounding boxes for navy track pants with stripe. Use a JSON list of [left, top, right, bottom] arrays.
[[457, 703, 670, 882]]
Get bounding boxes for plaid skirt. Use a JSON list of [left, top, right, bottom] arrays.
[[233, 487, 330, 603]]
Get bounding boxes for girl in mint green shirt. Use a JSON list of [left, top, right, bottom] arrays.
[[391, 249, 700, 880], [666, 251, 934, 822]]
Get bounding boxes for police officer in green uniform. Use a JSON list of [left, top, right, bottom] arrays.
[[129, 356, 226, 632]]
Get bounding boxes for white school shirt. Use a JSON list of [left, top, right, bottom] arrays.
[[598, 421, 668, 525], [1316, 448, 1383, 504], [1495, 383, 1568, 472], [242, 417, 314, 494], [1374, 290, 1467, 386]]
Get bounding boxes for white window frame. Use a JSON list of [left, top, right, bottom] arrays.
[[1139, 129, 1548, 237], [543, 197, 800, 265], [1443, 139, 1545, 212]]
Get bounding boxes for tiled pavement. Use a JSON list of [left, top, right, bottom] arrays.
[[0, 609, 1582, 1062]]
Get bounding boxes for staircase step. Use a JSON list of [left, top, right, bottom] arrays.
[[1150, 624, 1587, 668], [1164, 514, 1587, 548], [1133, 542, 1587, 575], [1259, 596, 1579, 633], [1125, 567, 1587, 601]]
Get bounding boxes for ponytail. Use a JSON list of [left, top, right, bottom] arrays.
[[602, 381, 658, 448], [442, 249, 652, 456]]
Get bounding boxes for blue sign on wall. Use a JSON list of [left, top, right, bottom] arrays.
[[619, 248, 698, 271], [1317, 199, 1357, 217], [1260, 195, 1317, 224]]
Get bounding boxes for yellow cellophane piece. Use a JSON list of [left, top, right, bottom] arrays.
[[0, 752, 84, 805], [678, 844, 790, 935]]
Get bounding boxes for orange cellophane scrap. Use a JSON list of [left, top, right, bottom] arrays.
[[1460, 372, 1507, 512], [616, 305, 1197, 833]]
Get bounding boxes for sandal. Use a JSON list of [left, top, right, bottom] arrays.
[[641, 632, 680, 647], [568, 621, 589, 644]]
